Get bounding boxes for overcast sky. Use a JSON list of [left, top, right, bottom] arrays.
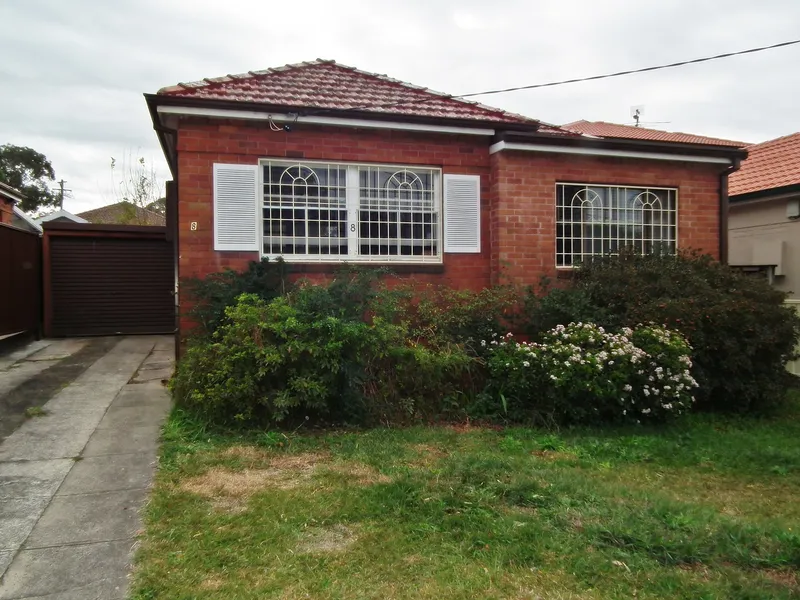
[[1, 0, 799, 213]]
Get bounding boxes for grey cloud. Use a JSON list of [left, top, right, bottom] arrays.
[[2, 0, 799, 211]]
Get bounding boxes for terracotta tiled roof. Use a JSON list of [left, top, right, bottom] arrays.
[[157, 59, 570, 133], [729, 132, 800, 197], [77, 202, 166, 226], [562, 120, 747, 148]]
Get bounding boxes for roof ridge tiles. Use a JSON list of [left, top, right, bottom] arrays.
[[155, 58, 548, 126]]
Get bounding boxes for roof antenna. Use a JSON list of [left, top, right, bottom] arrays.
[[630, 105, 644, 127]]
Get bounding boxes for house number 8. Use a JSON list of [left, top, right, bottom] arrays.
[[350, 224, 356, 232]]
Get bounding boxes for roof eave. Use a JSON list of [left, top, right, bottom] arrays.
[[729, 182, 800, 203], [496, 130, 748, 161], [145, 94, 178, 178], [144, 93, 547, 134], [0, 184, 26, 205]]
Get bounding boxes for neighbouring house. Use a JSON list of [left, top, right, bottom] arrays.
[[728, 132, 800, 298], [0, 182, 25, 225], [1, 183, 44, 233], [145, 59, 747, 337], [34, 210, 88, 227], [77, 201, 166, 226], [12, 206, 42, 234], [561, 120, 747, 148]]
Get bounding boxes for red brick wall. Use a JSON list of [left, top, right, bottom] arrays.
[[0, 196, 13, 225], [175, 117, 726, 335], [491, 151, 724, 286], [176, 119, 493, 333]]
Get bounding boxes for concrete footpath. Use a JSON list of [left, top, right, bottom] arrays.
[[0, 336, 174, 600]]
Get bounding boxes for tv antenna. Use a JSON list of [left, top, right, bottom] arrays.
[[630, 105, 645, 127], [629, 105, 671, 127]]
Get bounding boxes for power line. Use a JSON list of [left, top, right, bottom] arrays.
[[305, 39, 800, 117]]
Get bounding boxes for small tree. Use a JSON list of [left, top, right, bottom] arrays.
[[109, 152, 163, 225]]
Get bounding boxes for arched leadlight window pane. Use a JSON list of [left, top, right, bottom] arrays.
[[556, 184, 677, 267]]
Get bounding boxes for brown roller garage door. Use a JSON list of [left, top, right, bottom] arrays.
[[44, 224, 174, 337]]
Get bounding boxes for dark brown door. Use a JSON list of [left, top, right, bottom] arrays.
[[49, 235, 174, 336]]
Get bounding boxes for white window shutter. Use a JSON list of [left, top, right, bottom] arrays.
[[213, 163, 259, 252], [444, 174, 480, 253]]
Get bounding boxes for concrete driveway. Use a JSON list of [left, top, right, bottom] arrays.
[[0, 336, 173, 600]]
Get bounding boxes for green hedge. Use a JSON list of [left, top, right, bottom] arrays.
[[172, 253, 800, 427]]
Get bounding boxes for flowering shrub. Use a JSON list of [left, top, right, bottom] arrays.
[[484, 322, 697, 424], [523, 251, 800, 413]]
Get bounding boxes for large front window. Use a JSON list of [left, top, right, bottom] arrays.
[[262, 160, 441, 262], [556, 183, 677, 267]]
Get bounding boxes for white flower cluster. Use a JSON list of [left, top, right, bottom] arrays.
[[483, 322, 698, 422]]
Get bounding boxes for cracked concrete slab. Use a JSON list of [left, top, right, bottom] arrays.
[[82, 426, 162, 458], [0, 541, 131, 600], [0, 551, 12, 579], [25, 340, 89, 362], [130, 367, 173, 383], [111, 382, 170, 407], [0, 361, 59, 398], [0, 340, 53, 371], [96, 403, 171, 430], [0, 496, 51, 551], [0, 459, 74, 500], [58, 453, 157, 495], [24, 488, 147, 548], [0, 421, 99, 462]]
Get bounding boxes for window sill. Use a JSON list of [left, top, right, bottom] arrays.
[[286, 262, 445, 275]]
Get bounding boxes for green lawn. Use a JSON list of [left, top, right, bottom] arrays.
[[132, 394, 800, 599]]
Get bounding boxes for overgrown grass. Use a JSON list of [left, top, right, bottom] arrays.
[[132, 392, 800, 599]]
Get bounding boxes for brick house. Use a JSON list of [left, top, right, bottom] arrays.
[[0, 182, 25, 225], [145, 60, 747, 336]]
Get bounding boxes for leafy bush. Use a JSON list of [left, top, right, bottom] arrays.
[[181, 258, 292, 338], [523, 251, 800, 413], [171, 285, 477, 427], [374, 283, 519, 351], [484, 323, 697, 424]]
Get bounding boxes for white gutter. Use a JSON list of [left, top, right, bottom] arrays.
[[489, 140, 732, 165], [157, 105, 496, 137]]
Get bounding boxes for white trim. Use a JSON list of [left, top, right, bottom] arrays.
[[12, 206, 42, 233], [157, 105, 495, 136], [489, 140, 732, 165]]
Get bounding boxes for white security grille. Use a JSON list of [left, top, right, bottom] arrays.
[[262, 162, 348, 257], [261, 160, 442, 262], [358, 166, 439, 259], [556, 183, 677, 267]]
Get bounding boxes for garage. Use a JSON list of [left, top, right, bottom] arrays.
[[44, 223, 175, 337]]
